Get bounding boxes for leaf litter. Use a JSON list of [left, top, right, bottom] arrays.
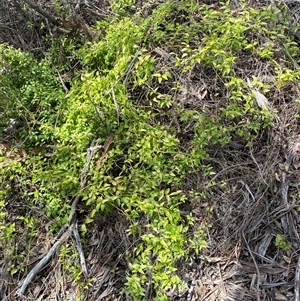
[[2, 0, 300, 300]]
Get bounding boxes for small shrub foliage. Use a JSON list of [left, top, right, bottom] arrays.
[[0, 1, 298, 299]]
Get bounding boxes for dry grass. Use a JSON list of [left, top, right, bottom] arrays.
[[2, 1, 300, 300]]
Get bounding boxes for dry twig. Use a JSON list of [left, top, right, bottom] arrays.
[[21, 0, 58, 24], [111, 89, 120, 126], [295, 255, 300, 301], [16, 223, 75, 296], [187, 277, 196, 301], [73, 221, 88, 277], [242, 232, 260, 301], [16, 139, 101, 296], [279, 172, 289, 233]]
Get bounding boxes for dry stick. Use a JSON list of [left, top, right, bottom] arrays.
[[96, 134, 114, 169], [279, 173, 289, 234], [104, 49, 141, 97], [56, 68, 69, 93], [239, 180, 255, 202], [280, 172, 300, 301], [199, 286, 219, 301], [279, 173, 300, 244], [111, 88, 120, 126], [73, 221, 87, 277], [16, 139, 100, 296], [68, 140, 101, 225], [186, 276, 196, 301], [21, 0, 59, 24], [122, 49, 140, 86], [11, 0, 27, 18], [295, 256, 300, 301], [16, 223, 75, 296], [217, 262, 227, 297], [242, 232, 260, 301], [249, 148, 268, 186], [282, 43, 300, 69]]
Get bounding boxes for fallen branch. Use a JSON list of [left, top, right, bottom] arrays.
[[16, 223, 75, 296], [21, 0, 59, 24], [16, 139, 102, 296]]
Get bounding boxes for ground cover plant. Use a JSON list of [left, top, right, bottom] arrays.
[[2, 0, 300, 300]]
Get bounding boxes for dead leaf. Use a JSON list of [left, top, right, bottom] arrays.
[[246, 78, 270, 111], [275, 291, 287, 300], [252, 89, 270, 110]]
